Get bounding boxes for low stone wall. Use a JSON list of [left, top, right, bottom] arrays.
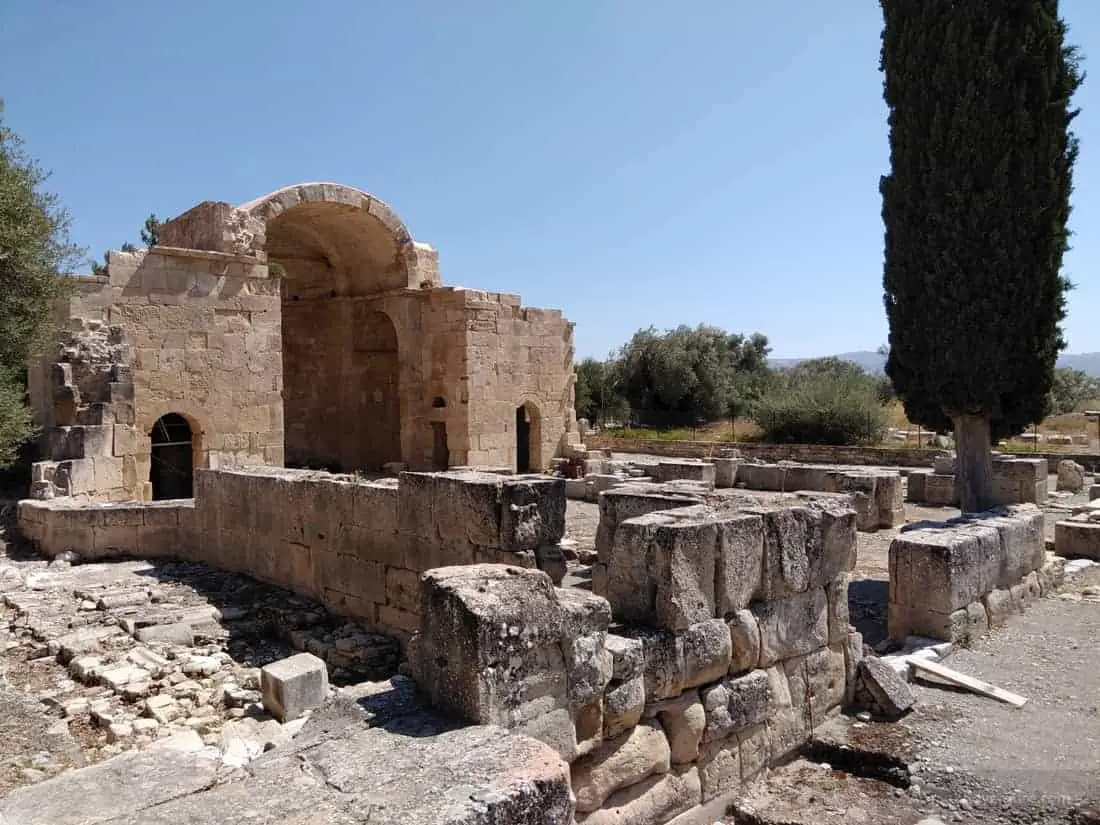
[[409, 484, 861, 822], [888, 505, 1057, 643], [412, 556, 861, 824], [736, 462, 904, 530], [1054, 514, 1100, 560], [18, 467, 569, 641], [586, 436, 1098, 473], [906, 457, 1048, 507]]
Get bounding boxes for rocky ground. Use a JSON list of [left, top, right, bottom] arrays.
[[0, 505, 399, 796]]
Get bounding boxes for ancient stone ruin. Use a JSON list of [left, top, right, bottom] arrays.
[[27, 182, 582, 502]]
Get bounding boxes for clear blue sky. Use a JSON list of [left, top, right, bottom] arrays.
[[3, 1, 1099, 360]]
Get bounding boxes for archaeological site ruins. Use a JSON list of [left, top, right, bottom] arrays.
[[3, 182, 1100, 825]]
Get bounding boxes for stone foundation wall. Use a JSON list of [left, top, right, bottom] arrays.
[[587, 436, 1098, 473], [887, 505, 1056, 643], [906, 457, 1047, 507], [17, 467, 568, 641], [410, 485, 863, 823]]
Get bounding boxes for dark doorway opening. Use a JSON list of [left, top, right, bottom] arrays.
[[432, 422, 449, 470], [516, 405, 531, 473], [150, 413, 194, 500]]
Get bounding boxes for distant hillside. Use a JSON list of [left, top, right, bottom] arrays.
[[771, 350, 1100, 378]]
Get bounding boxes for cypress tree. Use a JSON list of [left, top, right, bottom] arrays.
[[880, 0, 1083, 512]]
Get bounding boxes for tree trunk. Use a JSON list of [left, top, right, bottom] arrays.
[[953, 414, 995, 513]]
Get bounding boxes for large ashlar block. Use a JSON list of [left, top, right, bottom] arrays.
[[651, 460, 716, 488], [599, 506, 717, 630], [712, 457, 740, 489], [1055, 519, 1100, 560], [594, 485, 706, 562], [260, 652, 329, 722], [751, 586, 828, 667], [411, 564, 609, 760], [500, 475, 566, 552], [736, 463, 786, 491]]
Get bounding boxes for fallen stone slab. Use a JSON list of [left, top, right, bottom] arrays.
[[855, 657, 914, 721], [0, 735, 222, 825]]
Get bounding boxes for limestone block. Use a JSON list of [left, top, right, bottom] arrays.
[[737, 462, 786, 491], [574, 700, 604, 759], [260, 652, 329, 723], [594, 486, 704, 562], [764, 666, 807, 762], [1037, 553, 1066, 595], [752, 586, 828, 667], [698, 736, 741, 803], [783, 645, 845, 728], [1090, 484, 1100, 502], [500, 476, 566, 552], [700, 669, 774, 743], [727, 609, 761, 675], [715, 514, 764, 614], [712, 457, 739, 489], [1055, 519, 1100, 560], [570, 720, 671, 813], [808, 500, 858, 583], [413, 565, 570, 730], [652, 460, 716, 488], [783, 465, 832, 493], [982, 587, 1016, 628], [604, 507, 717, 630], [751, 504, 843, 599], [889, 523, 1001, 625], [655, 689, 705, 764], [873, 473, 905, 527], [625, 628, 685, 702], [856, 657, 914, 720], [680, 619, 732, 690], [975, 506, 1045, 586], [737, 722, 770, 783], [565, 631, 613, 711], [843, 629, 863, 706], [906, 469, 929, 504], [825, 573, 851, 644], [605, 634, 644, 682], [577, 766, 700, 825], [1057, 459, 1086, 493], [603, 675, 645, 739]]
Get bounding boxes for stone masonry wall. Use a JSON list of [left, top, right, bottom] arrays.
[[410, 484, 863, 824], [888, 505, 1057, 643], [18, 467, 568, 642], [27, 247, 282, 501], [906, 457, 1048, 507]]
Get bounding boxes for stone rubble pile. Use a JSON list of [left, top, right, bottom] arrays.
[[0, 555, 398, 771]]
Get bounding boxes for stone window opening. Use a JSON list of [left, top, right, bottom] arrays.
[[149, 413, 195, 500]]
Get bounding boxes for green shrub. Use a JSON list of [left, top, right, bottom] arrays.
[[751, 358, 887, 446]]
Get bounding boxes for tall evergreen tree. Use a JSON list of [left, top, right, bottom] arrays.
[[0, 102, 80, 465], [880, 0, 1082, 511]]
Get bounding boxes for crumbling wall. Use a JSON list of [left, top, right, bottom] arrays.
[[28, 247, 282, 501], [409, 543, 862, 825], [888, 505, 1057, 643]]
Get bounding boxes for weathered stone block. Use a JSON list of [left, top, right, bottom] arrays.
[[604, 507, 717, 630], [500, 476, 566, 552], [594, 485, 704, 562], [712, 457, 740, 489], [605, 634, 644, 682], [856, 656, 913, 721], [825, 573, 850, 644], [413, 565, 570, 730], [700, 669, 773, 743], [727, 609, 761, 675], [603, 675, 645, 739], [1055, 519, 1100, 560], [652, 460, 716, 487], [655, 689, 705, 764], [890, 523, 1001, 617], [698, 736, 741, 803], [783, 645, 845, 728], [715, 514, 763, 614], [260, 652, 329, 722], [681, 619, 732, 690], [752, 586, 828, 667], [625, 628, 685, 702], [570, 720, 671, 813], [578, 766, 700, 825]]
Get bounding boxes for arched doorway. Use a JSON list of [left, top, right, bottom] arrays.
[[149, 413, 194, 500], [516, 403, 541, 473]]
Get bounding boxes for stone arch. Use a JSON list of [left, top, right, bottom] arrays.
[[148, 412, 199, 500], [515, 400, 543, 473], [238, 183, 431, 296]]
